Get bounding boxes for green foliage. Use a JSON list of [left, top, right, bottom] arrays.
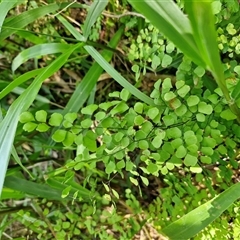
[[2, 0, 240, 239]]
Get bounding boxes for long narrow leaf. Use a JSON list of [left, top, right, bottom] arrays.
[[0, 3, 59, 41], [58, 14, 153, 106], [57, 15, 124, 113], [0, 68, 44, 100], [184, 1, 227, 95], [0, 0, 18, 30], [83, 0, 108, 38], [4, 176, 72, 201], [12, 43, 71, 72], [86, 46, 154, 105], [162, 182, 240, 239]]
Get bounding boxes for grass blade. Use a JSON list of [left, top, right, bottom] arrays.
[[57, 16, 124, 113], [0, 0, 18, 30], [0, 68, 43, 100], [184, 1, 226, 94], [162, 182, 240, 239], [86, 46, 154, 105], [12, 43, 71, 72], [58, 14, 153, 105], [184, 0, 240, 121], [0, 3, 59, 41], [4, 176, 71, 201], [83, 0, 108, 38]]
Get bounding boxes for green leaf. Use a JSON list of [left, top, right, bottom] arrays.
[[234, 66, 240, 76], [81, 119, 92, 129], [147, 107, 159, 119], [198, 102, 213, 115], [120, 89, 131, 101], [162, 182, 240, 239], [36, 123, 50, 132], [177, 85, 190, 98], [175, 104, 187, 116], [49, 113, 63, 126], [112, 189, 119, 199], [134, 102, 144, 114], [23, 122, 37, 132], [194, 66, 205, 77], [196, 113, 206, 122], [162, 115, 175, 127], [81, 104, 98, 115], [211, 0, 222, 14], [161, 54, 172, 68], [164, 92, 176, 101], [151, 55, 161, 69], [190, 166, 202, 173], [61, 185, 72, 199], [220, 109, 237, 120], [19, 112, 35, 123], [134, 115, 145, 125], [139, 140, 149, 150], [105, 161, 116, 174], [140, 176, 149, 186], [64, 112, 77, 123], [129, 177, 138, 186], [152, 136, 163, 149], [184, 154, 198, 166], [52, 129, 67, 142], [175, 146, 187, 158], [83, 130, 97, 151], [110, 102, 129, 115], [63, 132, 75, 147], [187, 95, 200, 107], [116, 160, 125, 170], [114, 132, 124, 142], [35, 110, 47, 122], [147, 162, 158, 174]]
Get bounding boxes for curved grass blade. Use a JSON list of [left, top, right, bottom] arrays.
[[162, 182, 240, 239], [0, 3, 60, 41], [127, 0, 205, 67], [57, 15, 124, 113], [12, 43, 71, 72], [0, 188, 25, 200], [0, 43, 82, 197], [4, 176, 72, 201], [83, 0, 108, 38], [0, 0, 18, 31], [86, 46, 154, 105], [58, 14, 153, 106], [184, 0, 240, 121], [0, 68, 43, 100], [184, 1, 226, 94]]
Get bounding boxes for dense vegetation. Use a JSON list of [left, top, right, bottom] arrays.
[[1, 0, 240, 239]]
